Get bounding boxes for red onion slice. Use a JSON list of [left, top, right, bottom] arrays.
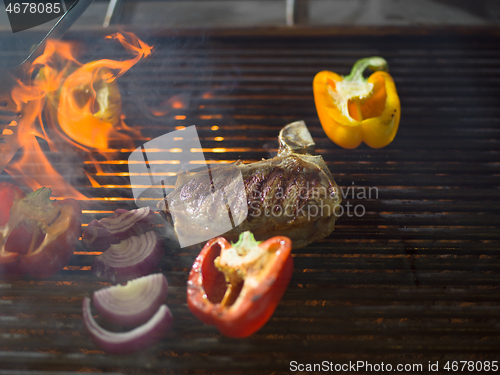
[[82, 297, 173, 354], [83, 207, 156, 251], [92, 231, 164, 283], [93, 273, 169, 326]]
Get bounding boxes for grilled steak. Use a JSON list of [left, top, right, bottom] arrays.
[[159, 121, 341, 249]]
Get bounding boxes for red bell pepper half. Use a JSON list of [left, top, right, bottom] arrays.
[[0, 183, 25, 227], [187, 231, 293, 338], [0, 184, 82, 278]]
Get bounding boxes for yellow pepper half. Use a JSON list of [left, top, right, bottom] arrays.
[[313, 57, 400, 149]]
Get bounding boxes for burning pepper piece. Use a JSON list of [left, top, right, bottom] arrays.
[[0, 183, 25, 227], [56, 67, 123, 150], [0, 185, 82, 278], [313, 56, 401, 149], [187, 231, 293, 338]]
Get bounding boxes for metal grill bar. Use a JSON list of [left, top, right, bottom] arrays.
[[0, 28, 499, 373]]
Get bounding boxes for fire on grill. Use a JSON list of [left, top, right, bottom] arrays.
[[0, 26, 499, 373], [1, 32, 152, 198]]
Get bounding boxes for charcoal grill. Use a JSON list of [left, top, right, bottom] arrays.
[[0, 26, 499, 373]]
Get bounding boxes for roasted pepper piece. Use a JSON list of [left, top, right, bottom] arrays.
[[187, 231, 293, 338], [0, 186, 82, 278], [313, 56, 401, 149], [57, 67, 123, 150], [0, 183, 25, 227]]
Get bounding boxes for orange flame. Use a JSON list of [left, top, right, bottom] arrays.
[[4, 32, 153, 199], [56, 32, 151, 150], [6, 134, 84, 197]]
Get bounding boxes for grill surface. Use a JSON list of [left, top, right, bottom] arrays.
[[0, 27, 499, 373]]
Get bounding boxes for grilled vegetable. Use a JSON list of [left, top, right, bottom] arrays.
[[0, 183, 25, 227], [82, 297, 173, 355], [187, 231, 293, 338], [82, 207, 156, 251], [313, 57, 400, 149], [92, 231, 165, 283], [93, 273, 169, 326], [159, 121, 341, 249], [0, 186, 82, 278], [57, 67, 123, 150]]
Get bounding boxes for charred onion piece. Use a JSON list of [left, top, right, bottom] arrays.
[[93, 273, 169, 326], [83, 207, 156, 251], [82, 297, 172, 354], [92, 231, 164, 283]]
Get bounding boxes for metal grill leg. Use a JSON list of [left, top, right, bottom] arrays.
[[103, 0, 123, 27], [286, 0, 309, 25]]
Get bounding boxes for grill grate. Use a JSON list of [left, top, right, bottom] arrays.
[[0, 28, 499, 373]]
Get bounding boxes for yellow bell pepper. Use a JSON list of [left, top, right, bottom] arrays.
[[313, 57, 400, 149]]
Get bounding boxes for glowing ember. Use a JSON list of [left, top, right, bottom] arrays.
[[150, 93, 190, 117], [3, 32, 153, 199]]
